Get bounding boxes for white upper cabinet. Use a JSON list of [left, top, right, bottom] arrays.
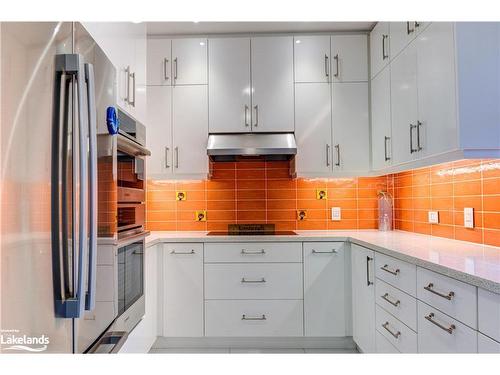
[[147, 38, 171, 85], [371, 65, 392, 170], [294, 35, 331, 83], [390, 43, 418, 165], [172, 85, 208, 176], [133, 24, 147, 124], [171, 38, 208, 85], [370, 22, 390, 79], [389, 22, 418, 59], [250, 36, 294, 132], [330, 35, 368, 82], [332, 82, 370, 173], [294, 83, 332, 176], [209, 38, 251, 133]]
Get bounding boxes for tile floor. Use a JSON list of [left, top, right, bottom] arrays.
[[149, 347, 358, 354]]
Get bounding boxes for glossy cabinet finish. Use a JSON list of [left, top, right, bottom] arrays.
[[376, 304, 417, 353], [478, 333, 500, 353], [147, 86, 172, 178], [294, 35, 331, 83], [371, 65, 392, 170], [147, 38, 171, 85], [208, 37, 251, 133], [162, 243, 204, 337], [204, 242, 302, 263], [375, 279, 417, 331], [351, 244, 376, 353], [478, 288, 500, 342], [370, 22, 390, 79], [250, 36, 294, 132], [304, 242, 347, 337], [294, 83, 332, 176], [171, 38, 208, 85], [376, 331, 400, 353], [389, 22, 418, 59], [375, 252, 417, 297], [330, 35, 368, 82]]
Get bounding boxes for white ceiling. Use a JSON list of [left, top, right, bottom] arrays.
[[147, 22, 376, 36]]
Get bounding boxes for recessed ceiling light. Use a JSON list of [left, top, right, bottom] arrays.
[[295, 40, 301, 44], [193, 21, 199, 23], [199, 42, 205, 46]]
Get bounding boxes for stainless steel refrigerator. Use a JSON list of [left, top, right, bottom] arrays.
[[1, 22, 121, 353]]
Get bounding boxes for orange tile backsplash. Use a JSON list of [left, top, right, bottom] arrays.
[[389, 159, 500, 247], [146, 160, 388, 232]]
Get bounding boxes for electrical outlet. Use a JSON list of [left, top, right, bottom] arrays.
[[464, 207, 474, 228], [428, 211, 439, 224], [331, 207, 341, 221]]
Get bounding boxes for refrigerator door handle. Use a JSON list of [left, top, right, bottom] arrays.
[[84, 63, 97, 311]]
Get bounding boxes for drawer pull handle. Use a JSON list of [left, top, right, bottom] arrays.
[[382, 322, 401, 339], [381, 293, 401, 307], [242, 314, 266, 321], [170, 249, 195, 255], [424, 283, 455, 300], [312, 249, 338, 254], [425, 313, 456, 334], [381, 264, 400, 276], [241, 249, 266, 255], [241, 277, 266, 283]]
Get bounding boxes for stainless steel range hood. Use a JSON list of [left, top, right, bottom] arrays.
[[207, 133, 297, 161]]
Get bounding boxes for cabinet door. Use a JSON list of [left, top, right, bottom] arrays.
[[332, 82, 370, 173], [172, 38, 208, 85], [389, 22, 417, 59], [478, 333, 500, 353], [294, 83, 332, 176], [133, 23, 147, 124], [209, 38, 251, 133], [351, 244, 376, 353], [251, 36, 294, 132], [147, 86, 172, 179], [163, 244, 204, 337], [390, 43, 418, 165], [371, 65, 392, 170], [370, 22, 390, 79], [331, 35, 368, 82], [304, 242, 346, 337], [172, 85, 208, 176], [416, 22, 458, 157], [147, 38, 171, 86], [294, 35, 331, 83]]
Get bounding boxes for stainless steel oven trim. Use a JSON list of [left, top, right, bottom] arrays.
[[117, 133, 151, 157]]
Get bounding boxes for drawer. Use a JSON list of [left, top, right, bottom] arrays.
[[417, 267, 477, 329], [375, 253, 416, 296], [375, 304, 417, 353], [417, 301, 477, 353], [376, 331, 400, 353], [478, 332, 500, 353], [375, 279, 417, 331], [204, 263, 303, 300], [205, 300, 303, 337], [204, 242, 302, 263], [478, 288, 500, 342]]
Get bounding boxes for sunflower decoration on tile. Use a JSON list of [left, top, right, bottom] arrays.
[[297, 209, 307, 221], [195, 210, 207, 222], [316, 189, 328, 200], [176, 191, 187, 201]]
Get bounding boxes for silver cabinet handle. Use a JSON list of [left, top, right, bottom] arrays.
[[406, 21, 415, 35], [241, 249, 265, 255], [381, 264, 400, 276], [366, 256, 373, 286], [333, 53, 339, 78], [174, 146, 179, 168], [414, 21, 421, 29], [384, 136, 391, 161], [125, 65, 131, 103], [424, 283, 455, 300], [242, 314, 266, 321], [382, 322, 401, 339], [170, 249, 195, 255], [244, 105, 249, 127], [253, 105, 259, 127], [312, 249, 338, 254], [241, 277, 266, 283], [165, 147, 170, 168], [129, 71, 136, 107], [324, 54, 329, 79], [163, 58, 169, 81], [326, 144, 331, 166], [382, 35, 389, 60], [416, 120, 423, 151], [425, 313, 456, 334], [173, 57, 178, 82], [381, 293, 401, 307], [410, 124, 417, 153], [334, 144, 340, 166]]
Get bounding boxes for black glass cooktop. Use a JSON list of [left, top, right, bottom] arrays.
[[207, 224, 296, 236]]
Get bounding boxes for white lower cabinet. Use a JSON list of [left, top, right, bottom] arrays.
[[478, 288, 500, 342], [351, 244, 376, 353], [205, 300, 303, 337], [376, 304, 417, 353], [478, 333, 500, 353], [162, 243, 204, 337], [375, 279, 417, 331], [376, 331, 399, 353], [304, 242, 347, 337]]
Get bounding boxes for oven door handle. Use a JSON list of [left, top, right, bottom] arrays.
[[117, 231, 151, 248]]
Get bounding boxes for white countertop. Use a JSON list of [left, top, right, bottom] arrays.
[[146, 229, 500, 294]]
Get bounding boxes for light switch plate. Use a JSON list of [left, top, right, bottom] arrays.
[[464, 207, 474, 228], [331, 207, 341, 221], [428, 211, 439, 224]]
